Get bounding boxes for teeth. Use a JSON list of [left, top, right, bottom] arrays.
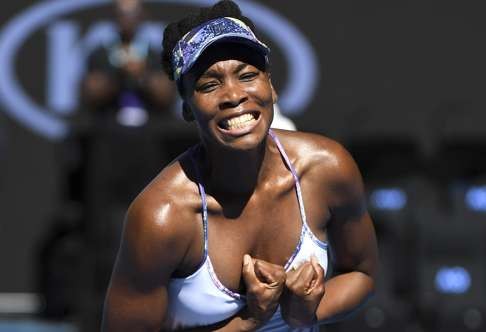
[[223, 113, 256, 130]]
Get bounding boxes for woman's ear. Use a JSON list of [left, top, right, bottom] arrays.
[[182, 101, 195, 122], [266, 74, 278, 104], [270, 79, 278, 104]]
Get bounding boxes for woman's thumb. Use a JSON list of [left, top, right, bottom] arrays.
[[242, 254, 258, 286]]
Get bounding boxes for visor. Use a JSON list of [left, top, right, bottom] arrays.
[[171, 16, 270, 83]]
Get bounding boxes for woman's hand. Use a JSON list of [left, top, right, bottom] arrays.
[[280, 256, 325, 328], [241, 254, 286, 330]]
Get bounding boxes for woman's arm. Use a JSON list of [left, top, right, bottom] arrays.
[[316, 212, 377, 323], [280, 134, 378, 327], [315, 141, 378, 324], [101, 197, 190, 332]]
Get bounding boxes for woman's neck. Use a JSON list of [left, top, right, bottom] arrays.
[[201, 136, 277, 196]]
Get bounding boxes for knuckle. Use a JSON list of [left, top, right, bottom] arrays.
[[275, 269, 286, 281], [287, 284, 299, 293], [315, 285, 325, 295], [295, 288, 308, 297], [247, 284, 262, 295]]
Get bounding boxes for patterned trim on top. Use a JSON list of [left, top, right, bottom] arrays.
[[268, 130, 329, 268], [206, 256, 245, 301], [304, 227, 329, 250], [189, 145, 209, 272], [191, 146, 244, 301]]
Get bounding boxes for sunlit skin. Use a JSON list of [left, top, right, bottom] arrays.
[[101, 41, 378, 332]]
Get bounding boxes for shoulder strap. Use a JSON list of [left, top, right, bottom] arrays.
[[268, 129, 310, 229], [188, 145, 209, 259]]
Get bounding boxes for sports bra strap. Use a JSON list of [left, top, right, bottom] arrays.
[[268, 129, 310, 230], [189, 145, 209, 260]]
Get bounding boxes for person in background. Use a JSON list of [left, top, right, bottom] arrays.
[[76, 0, 178, 205], [102, 1, 378, 331], [82, 0, 175, 126], [70, 2, 177, 328]]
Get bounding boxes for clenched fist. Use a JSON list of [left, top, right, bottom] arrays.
[[280, 256, 325, 327], [241, 254, 286, 329]]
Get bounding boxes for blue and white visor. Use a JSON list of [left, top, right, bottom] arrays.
[[171, 17, 270, 83]]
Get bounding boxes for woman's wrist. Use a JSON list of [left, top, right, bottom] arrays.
[[280, 299, 318, 328], [237, 317, 261, 332], [282, 313, 317, 328], [234, 307, 269, 332]]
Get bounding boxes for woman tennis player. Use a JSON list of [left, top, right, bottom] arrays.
[[102, 1, 378, 331]]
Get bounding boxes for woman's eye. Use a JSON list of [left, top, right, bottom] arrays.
[[240, 72, 258, 81], [197, 82, 218, 92]]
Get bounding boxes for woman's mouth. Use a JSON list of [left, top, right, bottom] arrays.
[[218, 112, 260, 131]]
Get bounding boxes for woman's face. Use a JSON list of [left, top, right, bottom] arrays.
[[182, 43, 276, 151]]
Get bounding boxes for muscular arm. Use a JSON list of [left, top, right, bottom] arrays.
[[291, 134, 378, 326], [315, 142, 378, 324], [102, 197, 190, 332], [317, 213, 377, 323]]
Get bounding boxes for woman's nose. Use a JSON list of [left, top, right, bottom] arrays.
[[219, 81, 248, 110]]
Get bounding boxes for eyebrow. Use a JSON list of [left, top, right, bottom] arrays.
[[233, 63, 248, 74], [199, 63, 250, 79], [199, 69, 221, 79]]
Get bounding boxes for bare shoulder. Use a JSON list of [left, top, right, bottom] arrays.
[[121, 150, 202, 275], [271, 129, 361, 185], [272, 129, 366, 222]]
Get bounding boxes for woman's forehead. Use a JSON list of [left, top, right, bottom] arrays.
[[202, 58, 256, 75]]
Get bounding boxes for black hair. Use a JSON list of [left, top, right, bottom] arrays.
[[161, 0, 259, 80]]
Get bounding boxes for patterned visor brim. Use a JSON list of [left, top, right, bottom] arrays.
[[171, 17, 270, 83]]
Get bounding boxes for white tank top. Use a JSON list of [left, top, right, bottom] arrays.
[[165, 130, 328, 331]]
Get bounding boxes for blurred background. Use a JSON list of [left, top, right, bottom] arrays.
[[1, 0, 485, 331]]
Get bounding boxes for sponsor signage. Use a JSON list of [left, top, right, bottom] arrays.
[[0, 0, 318, 140]]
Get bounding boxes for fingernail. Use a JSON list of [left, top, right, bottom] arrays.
[[243, 254, 251, 266]]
